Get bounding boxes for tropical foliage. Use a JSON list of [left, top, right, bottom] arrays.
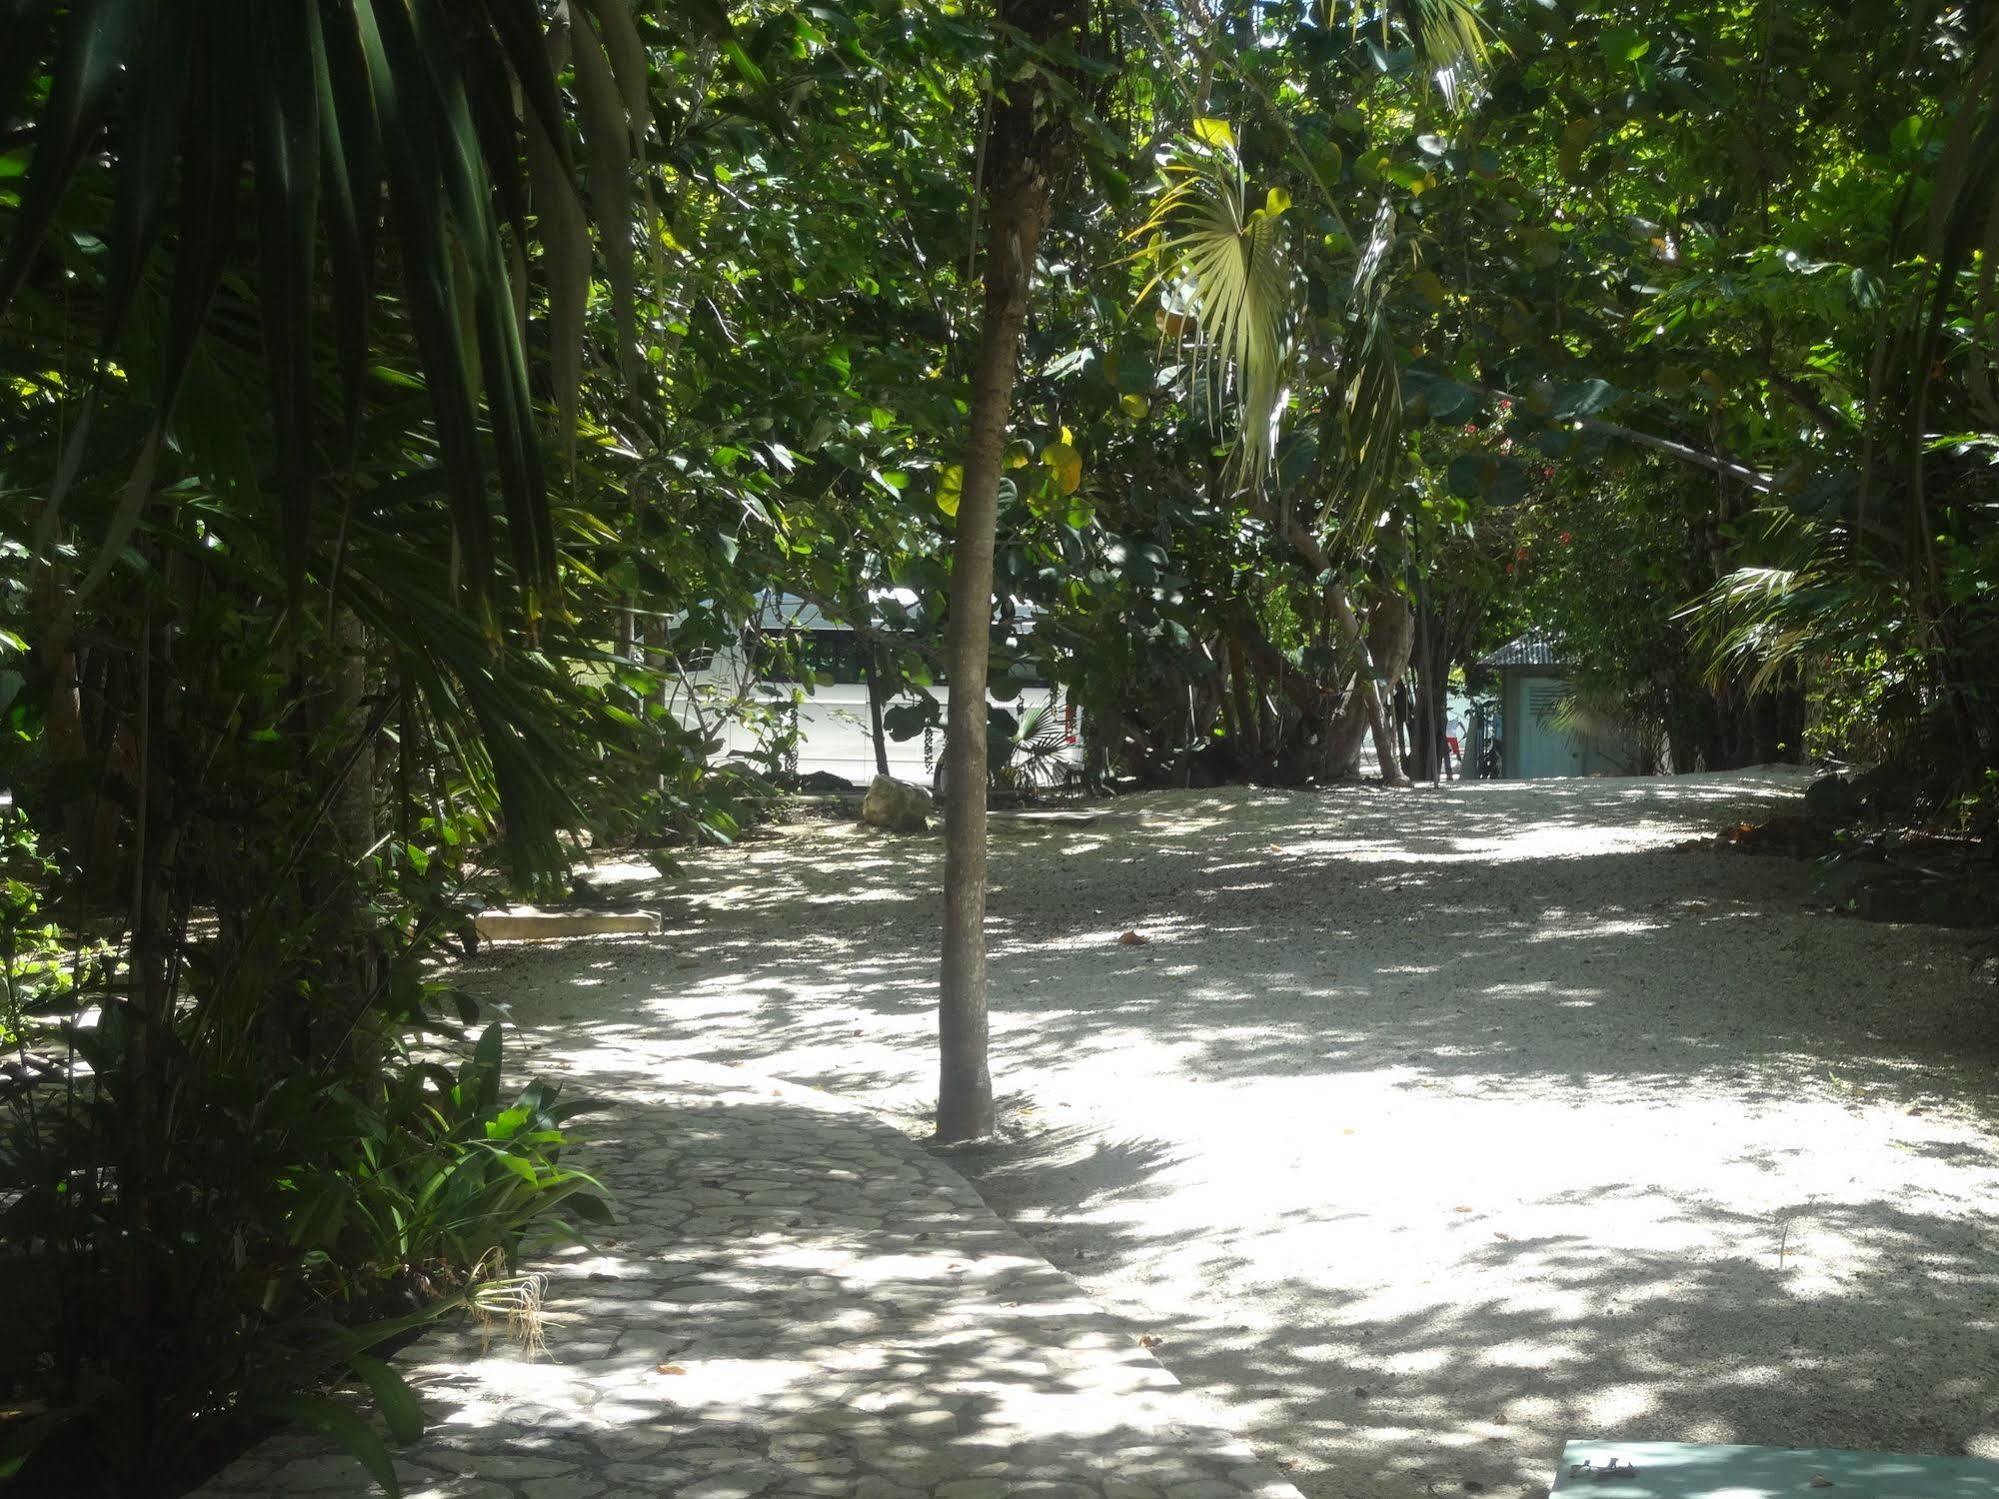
[[0, 0, 1993, 1487]]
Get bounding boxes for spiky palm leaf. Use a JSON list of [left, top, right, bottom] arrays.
[[0, 0, 687, 604], [1133, 128, 1295, 490], [1314, 198, 1407, 560]]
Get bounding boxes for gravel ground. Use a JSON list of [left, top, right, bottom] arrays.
[[468, 768, 1999, 1499]]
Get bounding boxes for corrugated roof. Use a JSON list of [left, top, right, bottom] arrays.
[[1477, 629, 1562, 668]]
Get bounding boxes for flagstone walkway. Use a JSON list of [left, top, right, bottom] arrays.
[[197, 1061, 1306, 1499]]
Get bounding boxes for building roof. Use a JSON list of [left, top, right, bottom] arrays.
[[1477, 629, 1562, 669]]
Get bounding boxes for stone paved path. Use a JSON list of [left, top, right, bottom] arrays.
[[198, 1060, 1306, 1499]]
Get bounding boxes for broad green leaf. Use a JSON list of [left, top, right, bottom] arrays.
[[1599, 26, 1648, 63], [1192, 117, 1234, 150], [1042, 441, 1082, 495], [936, 464, 963, 517]]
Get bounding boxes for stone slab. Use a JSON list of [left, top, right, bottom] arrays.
[[473, 907, 661, 941], [1552, 1440, 1999, 1497]]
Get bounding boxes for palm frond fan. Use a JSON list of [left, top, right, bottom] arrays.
[[1132, 122, 1296, 492]]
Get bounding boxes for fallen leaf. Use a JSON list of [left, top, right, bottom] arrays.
[[1809, 1477, 1834, 1489], [1454, 1205, 1474, 1213], [1685, 899, 1712, 915], [654, 1364, 686, 1375], [1139, 1334, 1164, 1348], [1342, 1127, 1358, 1136], [1117, 930, 1150, 946], [1352, 1386, 1370, 1399], [1493, 1231, 1513, 1241]]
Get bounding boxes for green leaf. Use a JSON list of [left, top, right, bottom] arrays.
[[1598, 26, 1648, 63], [269, 1394, 402, 1496], [1192, 116, 1235, 150], [1042, 441, 1083, 495], [935, 464, 963, 517], [347, 1354, 425, 1446], [1446, 453, 1490, 499]]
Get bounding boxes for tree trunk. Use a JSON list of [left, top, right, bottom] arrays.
[[1325, 591, 1414, 779], [865, 642, 892, 778], [311, 605, 380, 1064], [936, 0, 1082, 1143], [1330, 586, 1410, 785]]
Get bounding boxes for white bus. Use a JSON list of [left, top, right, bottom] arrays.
[[669, 592, 1081, 789]]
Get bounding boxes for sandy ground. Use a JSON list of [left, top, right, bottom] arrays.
[[467, 769, 1999, 1499]]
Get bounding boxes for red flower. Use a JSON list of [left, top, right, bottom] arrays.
[[1559, 531, 1572, 545]]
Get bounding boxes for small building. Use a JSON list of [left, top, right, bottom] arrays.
[[672, 592, 1081, 789], [1474, 630, 1646, 779]]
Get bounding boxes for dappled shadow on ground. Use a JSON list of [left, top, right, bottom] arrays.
[[459, 769, 1999, 1498], [201, 1071, 1293, 1497]]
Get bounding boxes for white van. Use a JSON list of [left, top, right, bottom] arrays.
[[669, 592, 1081, 789]]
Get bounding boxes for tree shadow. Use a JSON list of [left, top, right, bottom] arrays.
[[440, 769, 1999, 1498], [196, 1073, 1297, 1499]]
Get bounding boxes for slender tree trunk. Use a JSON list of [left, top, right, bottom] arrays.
[[311, 605, 380, 1064], [865, 643, 892, 778], [937, 0, 1082, 1143]]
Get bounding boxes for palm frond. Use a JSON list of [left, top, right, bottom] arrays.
[[1133, 132, 1295, 489], [0, 0, 671, 604]]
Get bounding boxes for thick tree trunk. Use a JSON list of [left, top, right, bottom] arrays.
[[1325, 591, 1414, 779], [936, 0, 1081, 1143], [1329, 585, 1410, 785]]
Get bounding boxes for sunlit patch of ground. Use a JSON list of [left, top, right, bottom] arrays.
[[469, 768, 1999, 1499]]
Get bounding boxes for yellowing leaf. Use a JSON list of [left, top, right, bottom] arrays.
[[1120, 393, 1151, 419], [935, 464, 963, 517], [1042, 441, 1082, 495], [1264, 186, 1292, 215], [1002, 439, 1033, 469], [1192, 116, 1235, 151], [1059, 425, 1073, 445]]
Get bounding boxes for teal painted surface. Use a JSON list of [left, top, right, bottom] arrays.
[[1552, 1441, 1999, 1497], [1503, 669, 1579, 779]]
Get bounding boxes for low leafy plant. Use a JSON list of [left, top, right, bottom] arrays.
[[1, 884, 608, 1498]]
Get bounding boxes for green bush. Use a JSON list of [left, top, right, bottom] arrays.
[[0, 803, 607, 1495]]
